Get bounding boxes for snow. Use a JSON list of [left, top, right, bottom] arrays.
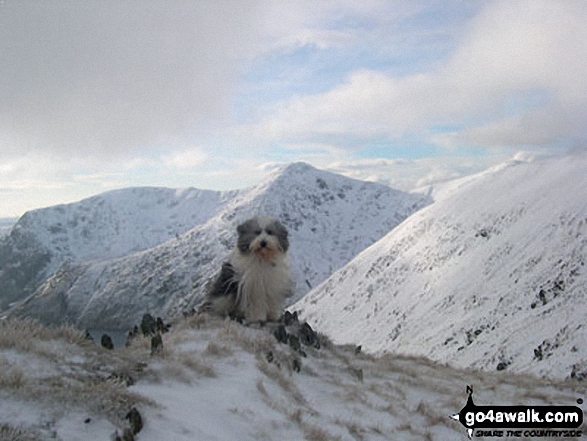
[[6, 162, 429, 329], [0, 316, 583, 441], [294, 153, 587, 380]]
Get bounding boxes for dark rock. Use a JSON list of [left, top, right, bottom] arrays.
[[570, 364, 587, 381], [292, 358, 301, 373], [150, 333, 163, 356], [289, 334, 301, 352], [288, 335, 305, 356], [299, 322, 319, 348], [266, 350, 274, 363], [281, 310, 299, 326], [354, 345, 362, 355], [101, 334, 114, 350], [156, 317, 171, 333], [125, 407, 143, 435], [140, 313, 157, 336], [84, 330, 94, 342], [273, 325, 289, 344]]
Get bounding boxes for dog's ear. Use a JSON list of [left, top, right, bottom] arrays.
[[236, 219, 258, 253], [271, 220, 289, 253], [237, 219, 255, 235]]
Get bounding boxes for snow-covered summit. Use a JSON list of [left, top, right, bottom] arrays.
[[0, 186, 232, 310], [295, 153, 587, 380], [16, 186, 230, 261], [7, 162, 430, 328]]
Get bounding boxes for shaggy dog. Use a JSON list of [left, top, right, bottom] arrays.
[[202, 216, 294, 322]]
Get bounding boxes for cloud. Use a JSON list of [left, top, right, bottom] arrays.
[[164, 148, 210, 169], [321, 155, 512, 191], [0, 0, 266, 160], [240, 0, 587, 151]]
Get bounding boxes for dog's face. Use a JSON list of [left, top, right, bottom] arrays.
[[236, 216, 289, 262]]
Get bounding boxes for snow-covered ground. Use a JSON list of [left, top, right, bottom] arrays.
[[1, 316, 583, 441], [295, 153, 587, 380], [7, 163, 429, 329]]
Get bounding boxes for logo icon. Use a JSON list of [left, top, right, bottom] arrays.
[[450, 386, 583, 439]]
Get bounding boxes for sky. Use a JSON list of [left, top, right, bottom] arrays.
[[1, 0, 586, 218]]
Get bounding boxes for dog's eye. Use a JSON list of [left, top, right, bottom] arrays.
[[255, 229, 262, 235], [266, 229, 273, 235]]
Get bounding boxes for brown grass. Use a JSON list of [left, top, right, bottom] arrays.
[[0, 424, 41, 441], [0, 317, 155, 429], [0, 366, 26, 390], [302, 423, 341, 441], [204, 340, 234, 357]]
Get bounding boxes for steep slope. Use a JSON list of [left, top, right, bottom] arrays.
[[11, 163, 430, 328], [0, 187, 229, 310], [294, 154, 587, 380]]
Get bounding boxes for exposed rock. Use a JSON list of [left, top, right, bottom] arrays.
[[101, 334, 114, 350]]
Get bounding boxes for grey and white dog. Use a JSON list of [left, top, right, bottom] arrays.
[[203, 216, 294, 322]]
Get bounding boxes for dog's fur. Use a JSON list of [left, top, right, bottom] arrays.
[[203, 216, 294, 322]]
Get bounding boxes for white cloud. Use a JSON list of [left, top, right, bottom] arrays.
[[321, 155, 511, 192], [164, 149, 210, 169], [241, 0, 587, 151], [0, 1, 266, 161]]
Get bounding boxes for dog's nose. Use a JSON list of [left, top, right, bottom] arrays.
[[260, 240, 267, 248]]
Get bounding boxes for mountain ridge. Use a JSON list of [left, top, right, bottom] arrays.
[[6, 162, 430, 328], [294, 153, 587, 380]]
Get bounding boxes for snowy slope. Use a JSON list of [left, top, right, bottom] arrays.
[[14, 186, 230, 261], [0, 187, 230, 310], [295, 154, 587, 380], [10, 163, 429, 328], [1, 316, 583, 441]]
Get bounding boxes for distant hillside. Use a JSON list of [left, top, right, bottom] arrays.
[[294, 154, 587, 380], [0, 186, 231, 310]]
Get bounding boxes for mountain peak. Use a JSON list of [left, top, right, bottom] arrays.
[[278, 161, 317, 174], [264, 162, 322, 183]]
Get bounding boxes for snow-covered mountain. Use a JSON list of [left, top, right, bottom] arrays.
[[294, 153, 587, 380], [0, 187, 232, 310], [7, 162, 430, 328]]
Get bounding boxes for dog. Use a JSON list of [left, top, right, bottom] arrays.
[[202, 216, 294, 322]]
